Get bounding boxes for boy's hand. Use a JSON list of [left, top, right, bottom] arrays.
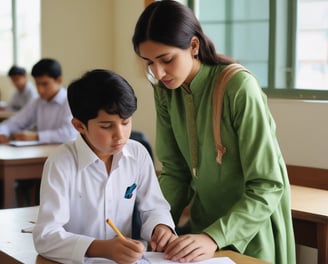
[[87, 237, 145, 264], [164, 233, 217, 262], [150, 224, 177, 252], [11, 131, 38, 141], [0, 135, 9, 144]]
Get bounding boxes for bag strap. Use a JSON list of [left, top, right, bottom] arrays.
[[212, 63, 250, 164]]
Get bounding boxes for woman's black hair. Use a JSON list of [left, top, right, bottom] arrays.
[[132, 0, 235, 65]]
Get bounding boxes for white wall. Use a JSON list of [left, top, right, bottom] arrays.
[[270, 99, 328, 169], [41, 0, 114, 86]]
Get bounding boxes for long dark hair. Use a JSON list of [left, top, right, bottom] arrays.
[[132, 0, 235, 65]]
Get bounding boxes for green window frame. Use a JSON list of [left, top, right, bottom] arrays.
[[189, 0, 328, 100]]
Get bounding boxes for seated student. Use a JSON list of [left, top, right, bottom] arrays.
[[1, 65, 38, 112], [0, 58, 77, 144], [33, 69, 176, 263]]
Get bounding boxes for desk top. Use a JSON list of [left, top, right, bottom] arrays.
[[0, 144, 59, 163], [0, 206, 39, 263], [0, 111, 14, 122], [0, 207, 269, 264], [291, 184, 328, 223]]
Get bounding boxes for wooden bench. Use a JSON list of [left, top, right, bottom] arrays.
[[287, 165, 328, 264]]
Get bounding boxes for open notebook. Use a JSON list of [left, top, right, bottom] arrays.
[[8, 140, 40, 147], [84, 252, 235, 264]]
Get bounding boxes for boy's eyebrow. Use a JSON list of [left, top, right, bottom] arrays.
[[97, 118, 130, 124], [98, 120, 114, 124]]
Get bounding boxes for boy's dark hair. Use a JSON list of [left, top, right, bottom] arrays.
[[67, 69, 137, 126], [8, 65, 26, 76], [31, 58, 62, 79]]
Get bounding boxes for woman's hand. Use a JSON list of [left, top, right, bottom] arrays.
[[164, 233, 217, 262]]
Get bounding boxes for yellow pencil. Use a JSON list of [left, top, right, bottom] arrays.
[[106, 218, 126, 239]]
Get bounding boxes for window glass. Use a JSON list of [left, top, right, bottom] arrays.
[[0, 1, 13, 73], [198, 0, 270, 87], [295, 0, 328, 90], [195, 0, 328, 99], [0, 0, 40, 74]]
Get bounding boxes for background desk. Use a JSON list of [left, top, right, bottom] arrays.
[[291, 185, 328, 264], [0, 206, 270, 264], [0, 111, 14, 122], [0, 144, 59, 208]]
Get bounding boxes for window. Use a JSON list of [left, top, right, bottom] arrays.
[[192, 0, 328, 100], [0, 0, 40, 74], [295, 0, 328, 91]]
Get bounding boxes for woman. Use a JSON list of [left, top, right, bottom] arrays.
[[132, 1, 296, 263]]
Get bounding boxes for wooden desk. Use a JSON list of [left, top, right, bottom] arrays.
[[0, 207, 270, 264], [291, 185, 328, 264], [0, 144, 58, 208], [0, 111, 14, 122]]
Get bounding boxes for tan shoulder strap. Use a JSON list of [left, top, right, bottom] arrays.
[[212, 63, 249, 164]]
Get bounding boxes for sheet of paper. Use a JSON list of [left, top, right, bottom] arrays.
[[140, 252, 235, 264], [84, 252, 235, 264], [9, 140, 40, 147], [21, 225, 34, 233]]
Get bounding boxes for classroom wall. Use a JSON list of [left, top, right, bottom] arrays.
[[41, 0, 328, 174], [41, 0, 114, 85], [1, 1, 327, 262]]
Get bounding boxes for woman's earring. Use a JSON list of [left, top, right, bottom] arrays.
[[193, 54, 199, 60]]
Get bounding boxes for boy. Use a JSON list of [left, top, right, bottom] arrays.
[[33, 69, 176, 263], [0, 58, 77, 144], [2, 65, 37, 112]]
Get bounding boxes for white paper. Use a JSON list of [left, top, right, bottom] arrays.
[[9, 140, 40, 146], [84, 252, 235, 264]]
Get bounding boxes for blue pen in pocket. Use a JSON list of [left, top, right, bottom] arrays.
[[124, 183, 137, 199]]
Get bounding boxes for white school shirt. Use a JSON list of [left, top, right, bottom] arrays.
[[0, 87, 77, 143], [33, 135, 175, 264], [6, 81, 38, 112]]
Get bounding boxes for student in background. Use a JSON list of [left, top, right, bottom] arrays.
[[33, 69, 176, 263], [132, 1, 296, 264], [0, 58, 77, 144], [0, 65, 38, 112]]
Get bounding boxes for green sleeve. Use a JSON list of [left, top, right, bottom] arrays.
[[204, 73, 286, 252]]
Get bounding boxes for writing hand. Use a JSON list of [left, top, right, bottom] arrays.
[[86, 237, 145, 264], [0, 134, 9, 144], [12, 131, 38, 141]]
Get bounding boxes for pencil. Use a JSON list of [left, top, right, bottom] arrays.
[[106, 218, 126, 239]]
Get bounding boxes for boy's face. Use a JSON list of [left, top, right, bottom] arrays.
[[34, 75, 62, 101], [10, 75, 27, 92], [73, 109, 132, 160]]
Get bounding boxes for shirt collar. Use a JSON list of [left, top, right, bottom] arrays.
[[51, 87, 67, 104], [74, 134, 135, 171], [40, 87, 66, 104], [188, 64, 226, 94]]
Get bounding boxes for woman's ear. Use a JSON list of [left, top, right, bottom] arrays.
[[190, 36, 200, 56], [71, 118, 86, 133]]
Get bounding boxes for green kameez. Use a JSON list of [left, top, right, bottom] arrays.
[[155, 64, 296, 264]]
